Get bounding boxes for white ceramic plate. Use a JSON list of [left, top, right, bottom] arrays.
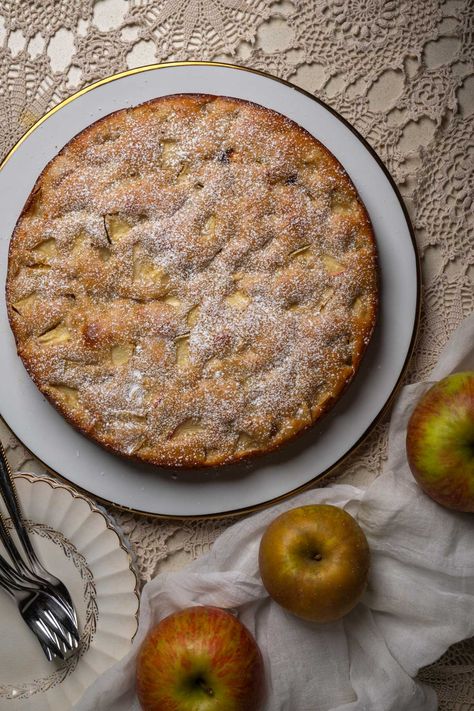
[[0, 473, 139, 711], [0, 63, 420, 518]]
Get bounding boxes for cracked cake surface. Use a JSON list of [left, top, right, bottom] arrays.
[[6, 94, 378, 467]]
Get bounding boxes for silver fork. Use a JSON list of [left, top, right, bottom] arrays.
[[0, 519, 79, 659], [0, 444, 79, 659], [0, 567, 75, 661], [0, 545, 79, 654], [0, 443, 78, 631], [0, 541, 78, 655]]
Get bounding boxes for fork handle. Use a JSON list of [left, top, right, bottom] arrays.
[[0, 483, 36, 579], [0, 441, 42, 572], [0, 510, 23, 566]]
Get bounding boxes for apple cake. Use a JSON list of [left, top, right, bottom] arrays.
[[6, 94, 378, 467]]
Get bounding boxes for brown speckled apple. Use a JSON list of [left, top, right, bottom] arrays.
[[136, 606, 265, 711], [258, 504, 370, 623], [406, 371, 474, 512]]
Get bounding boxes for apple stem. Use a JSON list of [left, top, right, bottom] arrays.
[[198, 679, 214, 696], [313, 553, 322, 561]]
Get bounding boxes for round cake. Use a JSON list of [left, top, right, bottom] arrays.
[[6, 94, 378, 467]]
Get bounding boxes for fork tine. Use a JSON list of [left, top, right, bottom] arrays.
[[33, 609, 71, 660], [56, 583, 78, 627], [39, 638, 55, 662], [46, 594, 80, 641], [42, 608, 73, 648], [32, 617, 65, 660], [63, 626, 79, 650], [40, 605, 79, 658]]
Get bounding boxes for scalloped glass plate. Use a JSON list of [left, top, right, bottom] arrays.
[[0, 63, 420, 517], [0, 474, 139, 711]]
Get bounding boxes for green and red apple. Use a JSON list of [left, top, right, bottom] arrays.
[[258, 504, 370, 623], [406, 371, 474, 512], [136, 606, 265, 711]]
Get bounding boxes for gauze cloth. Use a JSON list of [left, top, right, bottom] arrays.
[[74, 314, 474, 711]]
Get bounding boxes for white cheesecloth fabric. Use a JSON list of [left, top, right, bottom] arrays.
[[73, 312, 474, 711]]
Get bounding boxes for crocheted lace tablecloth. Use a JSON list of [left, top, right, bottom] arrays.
[[1, 1, 473, 707]]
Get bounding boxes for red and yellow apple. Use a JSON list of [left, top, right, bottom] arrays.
[[406, 371, 474, 512], [258, 504, 370, 623], [136, 606, 265, 711]]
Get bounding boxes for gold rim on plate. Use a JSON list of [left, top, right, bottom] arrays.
[[0, 61, 422, 520]]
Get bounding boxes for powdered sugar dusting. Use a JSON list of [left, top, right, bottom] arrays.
[[7, 94, 378, 467]]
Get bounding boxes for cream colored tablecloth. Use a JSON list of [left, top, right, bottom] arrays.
[[1, 1, 473, 707]]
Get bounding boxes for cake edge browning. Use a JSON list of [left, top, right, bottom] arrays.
[[6, 93, 378, 469]]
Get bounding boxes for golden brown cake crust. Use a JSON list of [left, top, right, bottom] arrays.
[[6, 94, 378, 468]]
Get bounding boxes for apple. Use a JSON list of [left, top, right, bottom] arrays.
[[136, 606, 265, 711], [406, 371, 474, 512], [258, 504, 370, 623]]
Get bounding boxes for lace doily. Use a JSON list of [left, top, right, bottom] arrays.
[[1, 1, 472, 707]]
